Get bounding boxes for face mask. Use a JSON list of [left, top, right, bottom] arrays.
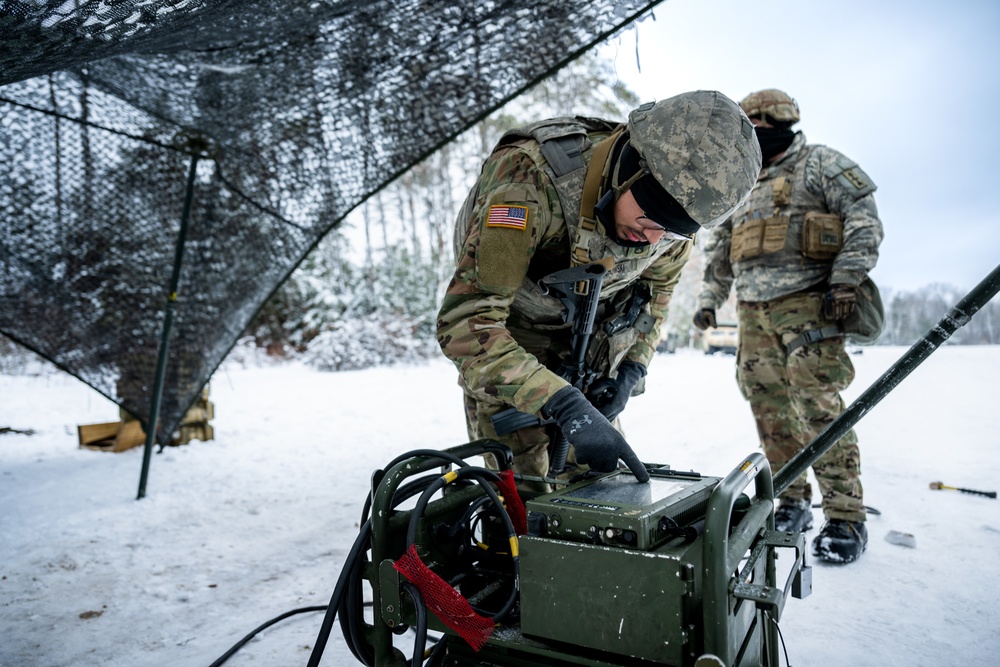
[[755, 126, 796, 163]]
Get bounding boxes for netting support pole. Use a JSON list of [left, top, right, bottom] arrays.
[[137, 141, 204, 500]]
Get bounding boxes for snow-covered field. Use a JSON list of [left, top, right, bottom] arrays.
[[2, 345, 999, 667]]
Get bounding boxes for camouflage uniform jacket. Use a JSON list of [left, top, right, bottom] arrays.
[[698, 132, 883, 308], [437, 122, 692, 417]]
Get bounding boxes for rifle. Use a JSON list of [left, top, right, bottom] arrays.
[[491, 262, 607, 475]]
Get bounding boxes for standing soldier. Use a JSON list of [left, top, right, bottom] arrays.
[[694, 89, 884, 563], [437, 91, 761, 493]]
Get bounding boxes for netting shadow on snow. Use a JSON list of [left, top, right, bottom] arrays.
[[0, 0, 663, 443]]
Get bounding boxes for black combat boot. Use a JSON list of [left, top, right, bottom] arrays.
[[812, 520, 868, 564], [773, 498, 813, 533]]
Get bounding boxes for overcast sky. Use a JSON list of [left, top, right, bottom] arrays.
[[600, 0, 1000, 294]]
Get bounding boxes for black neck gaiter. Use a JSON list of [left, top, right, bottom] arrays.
[[755, 126, 796, 163]]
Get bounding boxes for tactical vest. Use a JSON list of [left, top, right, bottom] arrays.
[[452, 117, 689, 376], [455, 117, 687, 320], [728, 142, 872, 274]]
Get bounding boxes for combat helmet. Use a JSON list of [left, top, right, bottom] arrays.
[[626, 90, 762, 230], [738, 89, 801, 125]]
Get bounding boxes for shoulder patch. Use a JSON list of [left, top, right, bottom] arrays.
[[841, 167, 869, 190], [486, 204, 529, 230], [821, 152, 877, 199], [833, 164, 876, 198]]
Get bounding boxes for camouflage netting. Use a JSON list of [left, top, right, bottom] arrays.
[[0, 0, 663, 444]]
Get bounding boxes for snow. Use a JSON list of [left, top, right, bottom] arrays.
[[2, 345, 999, 666]]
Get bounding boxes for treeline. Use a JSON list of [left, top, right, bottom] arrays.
[[880, 283, 1000, 345], [240, 237, 999, 374]]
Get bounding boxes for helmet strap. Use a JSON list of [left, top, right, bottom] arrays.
[[613, 160, 648, 197]]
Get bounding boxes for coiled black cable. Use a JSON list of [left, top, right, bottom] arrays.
[[207, 446, 513, 667], [338, 474, 442, 666], [401, 582, 428, 665], [337, 451, 475, 667], [405, 466, 520, 622], [321, 450, 489, 667]]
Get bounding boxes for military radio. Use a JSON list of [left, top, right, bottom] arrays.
[[308, 443, 809, 667]]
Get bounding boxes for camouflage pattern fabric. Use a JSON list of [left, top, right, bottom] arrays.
[[697, 130, 882, 523], [736, 293, 865, 522], [698, 132, 883, 307], [627, 92, 761, 229], [462, 390, 553, 494], [739, 89, 801, 124], [461, 390, 591, 494], [438, 136, 691, 484]]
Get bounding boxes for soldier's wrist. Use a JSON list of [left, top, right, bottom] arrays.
[[513, 367, 570, 416]]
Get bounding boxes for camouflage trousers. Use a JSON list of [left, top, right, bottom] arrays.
[[462, 389, 587, 496], [736, 292, 865, 523]]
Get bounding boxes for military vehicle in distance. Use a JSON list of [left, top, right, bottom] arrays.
[[703, 321, 738, 355]]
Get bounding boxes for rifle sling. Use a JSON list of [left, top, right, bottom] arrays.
[[573, 130, 621, 290], [785, 325, 843, 354], [579, 128, 622, 223]]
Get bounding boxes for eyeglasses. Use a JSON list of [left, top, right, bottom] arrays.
[[636, 215, 692, 242]]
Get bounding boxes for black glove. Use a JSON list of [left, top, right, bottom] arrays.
[[543, 385, 650, 482], [692, 308, 717, 331], [587, 361, 647, 422], [823, 284, 857, 320]]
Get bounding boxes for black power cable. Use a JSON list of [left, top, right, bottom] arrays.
[[405, 467, 520, 621], [207, 446, 515, 667], [765, 610, 794, 666], [337, 454, 476, 666], [206, 605, 328, 667], [338, 474, 442, 666], [401, 583, 429, 665]]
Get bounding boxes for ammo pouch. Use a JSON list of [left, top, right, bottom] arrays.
[[786, 277, 885, 353], [802, 212, 844, 260], [732, 211, 846, 263], [730, 215, 789, 261]]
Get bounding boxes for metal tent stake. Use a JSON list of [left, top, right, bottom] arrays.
[[137, 135, 209, 500], [774, 262, 1000, 497]]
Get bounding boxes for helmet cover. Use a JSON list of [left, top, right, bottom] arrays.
[[739, 88, 801, 124], [627, 90, 762, 229]]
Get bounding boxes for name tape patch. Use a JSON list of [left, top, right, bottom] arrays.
[[486, 204, 528, 230]]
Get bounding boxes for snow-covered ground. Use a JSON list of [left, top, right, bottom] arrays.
[[2, 345, 998, 667]]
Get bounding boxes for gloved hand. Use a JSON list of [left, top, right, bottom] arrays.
[[823, 284, 857, 320], [587, 361, 647, 422], [692, 308, 717, 331], [543, 385, 650, 482]]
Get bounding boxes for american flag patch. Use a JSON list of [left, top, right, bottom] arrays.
[[486, 204, 528, 230]]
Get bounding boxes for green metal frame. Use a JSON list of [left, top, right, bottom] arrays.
[[702, 452, 779, 666]]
